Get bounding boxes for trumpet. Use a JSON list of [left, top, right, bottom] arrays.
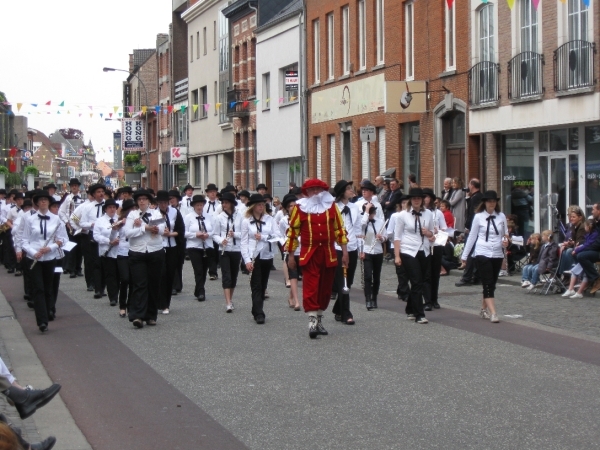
[[107, 219, 125, 229], [368, 219, 389, 253]]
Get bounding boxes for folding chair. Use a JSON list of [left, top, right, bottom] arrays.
[[533, 249, 567, 295]]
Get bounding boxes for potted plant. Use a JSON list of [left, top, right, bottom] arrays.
[[0, 165, 7, 189], [124, 154, 140, 173], [134, 164, 147, 173], [23, 166, 39, 190]]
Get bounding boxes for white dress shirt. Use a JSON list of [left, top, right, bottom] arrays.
[[159, 206, 179, 248], [204, 198, 221, 217], [180, 195, 194, 217], [7, 204, 21, 223], [213, 210, 242, 253], [22, 212, 64, 261], [93, 213, 120, 258], [393, 207, 434, 257], [462, 210, 508, 259], [123, 208, 166, 253], [279, 215, 300, 256], [184, 211, 214, 249], [355, 196, 385, 222], [362, 216, 388, 255], [335, 201, 362, 252], [58, 192, 86, 227], [77, 200, 106, 233], [431, 208, 448, 247], [241, 214, 278, 263], [117, 225, 130, 256]]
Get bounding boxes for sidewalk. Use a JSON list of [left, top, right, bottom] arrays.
[[0, 289, 91, 450]]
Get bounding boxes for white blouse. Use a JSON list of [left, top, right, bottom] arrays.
[[184, 212, 214, 249], [362, 216, 388, 255], [21, 212, 64, 261], [335, 201, 363, 252], [393, 208, 434, 257], [93, 213, 120, 258], [241, 214, 278, 263], [213, 210, 243, 253], [462, 210, 508, 259], [123, 208, 166, 253]]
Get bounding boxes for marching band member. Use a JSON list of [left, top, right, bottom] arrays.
[[179, 184, 195, 217], [361, 204, 387, 310], [123, 190, 166, 329], [21, 190, 66, 332], [279, 193, 301, 310], [213, 192, 242, 312], [58, 178, 85, 279], [44, 183, 61, 202], [355, 181, 384, 221], [241, 194, 277, 324], [116, 186, 133, 207], [117, 199, 136, 318], [93, 199, 121, 306], [156, 190, 185, 315], [169, 189, 186, 295], [387, 196, 410, 302], [49, 198, 68, 319], [204, 184, 221, 281], [14, 195, 37, 305], [184, 195, 212, 302], [286, 179, 348, 338], [423, 188, 447, 311], [393, 188, 435, 324], [237, 190, 251, 274], [331, 180, 361, 324], [4, 192, 24, 275]]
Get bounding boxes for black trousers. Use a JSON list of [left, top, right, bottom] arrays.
[[66, 232, 84, 274], [22, 257, 32, 298], [363, 253, 384, 302], [173, 245, 185, 292], [401, 251, 429, 319], [159, 247, 179, 310], [101, 256, 120, 303], [396, 264, 410, 301], [52, 258, 63, 312], [476, 256, 503, 299], [462, 250, 479, 283], [207, 247, 218, 277], [82, 234, 101, 290], [220, 251, 242, 289], [128, 249, 164, 322], [3, 233, 16, 270], [425, 246, 443, 306], [188, 248, 209, 298], [250, 258, 272, 319], [332, 249, 358, 321], [117, 256, 130, 310], [29, 258, 57, 326]]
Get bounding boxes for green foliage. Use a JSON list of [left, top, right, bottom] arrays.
[[177, 164, 187, 172], [124, 154, 140, 164], [23, 166, 39, 176], [0, 166, 8, 175], [134, 164, 146, 173], [5, 173, 21, 188]]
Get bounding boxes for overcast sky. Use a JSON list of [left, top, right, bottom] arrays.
[[1, 0, 172, 163]]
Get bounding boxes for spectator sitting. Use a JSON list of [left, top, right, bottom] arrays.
[[439, 200, 455, 229], [562, 219, 599, 298], [440, 241, 459, 275], [524, 230, 558, 290], [557, 205, 586, 277], [520, 233, 542, 288]]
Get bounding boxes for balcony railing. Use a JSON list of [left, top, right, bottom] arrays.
[[226, 88, 250, 118], [508, 51, 544, 100], [554, 40, 596, 92], [469, 61, 500, 106]]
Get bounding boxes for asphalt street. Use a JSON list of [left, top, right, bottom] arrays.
[[2, 258, 600, 449]]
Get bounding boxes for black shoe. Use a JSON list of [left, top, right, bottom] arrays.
[[5, 383, 61, 420], [14, 270, 22, 277], [316, 316, 328, 335], [424, 304, 433, 311], [70, 274, 77, 279], [433, 303, 441, 309], [366, 301, 374, 311], [133, 319, 143, 328], [7, 268, 15, 274], [146, 319, 157, 326], [27, 301, 34, 309], [372, 300, 378, 309], [63, 269, 70, 274], [39, 324, 48, 332], [87, 286, 94, 292], [309, 316, 319, 339], [209, 275, 218, 280], [109, 300, 117, 306], [93, 292, 102, 299], [255, 315, 265, 324], [23, 294, 30, 300], [197, 294, 206, 301], [48, 312, 55, 321], [455, 279, 473, 287], [76, 271, 84, 277], [30, 436, 57, 450], [172, 289, 177, 295], [102, 292, 107, 297]]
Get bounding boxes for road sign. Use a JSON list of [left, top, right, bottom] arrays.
[[105, 176, 111, 184], [360, 126, 376, 142]]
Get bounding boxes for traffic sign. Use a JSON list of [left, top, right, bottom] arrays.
[[360, 126, 376, 142], [105, 176, 111, 184]]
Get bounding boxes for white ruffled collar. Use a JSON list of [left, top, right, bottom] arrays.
[[297, 191, 335, 214]]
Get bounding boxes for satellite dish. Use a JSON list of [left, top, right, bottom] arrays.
[[400, 82, 412, 109]]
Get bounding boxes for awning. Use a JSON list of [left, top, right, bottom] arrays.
[[380, 168, 396, 178]]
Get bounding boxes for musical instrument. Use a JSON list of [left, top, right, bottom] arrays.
[[31, 221, 62, 269], [342, 267, 350, 293], [368, 219, 389, 253], [107, 219, 125, 229]]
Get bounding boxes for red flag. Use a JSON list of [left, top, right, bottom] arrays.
[[167, 105, 174, 113], [242, 101, 249, 108], [446, 0, 454, 8], [45, 100, 51, 105], [9, 147, 17, 172]]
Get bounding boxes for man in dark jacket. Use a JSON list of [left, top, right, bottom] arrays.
[[465, 179, 483, 231], [576, 203, 600, 293], [383, 178, 404, 219]]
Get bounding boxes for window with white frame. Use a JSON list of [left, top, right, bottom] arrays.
[[314, 20, 321, 83], [191, 89, 199, 120], [262, 72, 270, 109], [479, 4, 494, 62], [194, 158, 201, 185], [175, 110, 188, 145], [203, 27, 207, 55], [329, 134, 336, 185], [520, 0, 538, 53], [405, 2, 414, 79], [197, 32, 200, 59], [219, 9, 230, 124], [568, 0, 589, 41], [190, 35, 194, 63], [376, 0, 385, 64], [342, 6, 350, 74], [281, 63, 299, 104], [327, 13, 335, 79], [316, 136, 322, 179], [445, 1, 456, 70], [358, 0, 366, 70], [200, 86, 208, 119]]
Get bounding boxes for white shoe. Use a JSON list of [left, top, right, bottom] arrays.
[[162, 308, 169, 315], [570, 293, 584, 299], [527, 284, 536, 290], [490, 314, 500, 323], [521, 280, 531, 288], [226, 304, 233, 313], [562, 289, 575, 297], [499, 270, 509, 277], [480, 309, 490, 320]]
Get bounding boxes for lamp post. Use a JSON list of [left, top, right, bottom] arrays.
[[103, 67, 150, 188]]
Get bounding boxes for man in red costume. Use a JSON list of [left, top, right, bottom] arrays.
[[286, 179, 349, 338]]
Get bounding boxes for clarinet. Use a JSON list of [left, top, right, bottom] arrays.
[[31, 222, 62, 269]]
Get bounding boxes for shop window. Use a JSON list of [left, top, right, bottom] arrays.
[[503, 133, 534, 239], [403, 122, 420, 185], [585, 126, 600, 215]]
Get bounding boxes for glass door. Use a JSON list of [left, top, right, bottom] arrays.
[[539, 154, 579, 236]]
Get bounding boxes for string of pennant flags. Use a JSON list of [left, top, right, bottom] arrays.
[[445, 0, 589, 8]]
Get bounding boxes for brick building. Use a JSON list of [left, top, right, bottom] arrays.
[[157, 33, 175, 190], [305, 0, 472, 192], [468, 0, 600, 237]]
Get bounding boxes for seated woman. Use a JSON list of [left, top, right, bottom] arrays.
[[521, 233, 542, 288], [523, 230, 558, 290], [557, 206, 586, 277], [562, 219, 598, 298]]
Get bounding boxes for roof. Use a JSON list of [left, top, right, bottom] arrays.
[[257, 0, 302, 30], [133, 49, 155, 69]]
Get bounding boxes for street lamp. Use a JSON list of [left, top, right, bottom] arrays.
[[103, 67, 150, 188]]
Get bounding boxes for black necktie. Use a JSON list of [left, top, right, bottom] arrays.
[[163, 211, 172, 247], [226, 213, 236, 245], [209, 201, 215, 212], [412, 210, 423, 236], [142, 212, 151, 224], [96, 202, 104, 218], [38, 214, 49, 239], [196, 216, 205, 232], [109, 218, 115, 225], [187, 198, 191, 206], [73, 195, 80, 201], [341, 205, 352, 224], [486, 215, 499, 242]]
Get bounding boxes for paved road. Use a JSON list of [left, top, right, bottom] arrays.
[[3, 258, 600, 449]]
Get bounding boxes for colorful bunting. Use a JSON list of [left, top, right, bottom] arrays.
[[59, 101, 64, 107], [193, 105, 199, 114], [45, 101, 51, 106], [507, 0, 515, 8], [230, 101, 237, 108], [532, 0, 540, 9], [16, 103, 22, 112], [180, 105, 187, 113], [215, 103, 221, 110], [204, 104, 210, 112]]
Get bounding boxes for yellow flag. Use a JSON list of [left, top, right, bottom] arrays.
[[17, 103, 23, 112], [142, 106, 147, 114], [114, 106, 119, 113], [193, 104, 199, 113], [216, 103, 222, 110], [507, 0, 515, 8]]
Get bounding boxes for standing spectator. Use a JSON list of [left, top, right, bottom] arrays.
[[465, 179, 483, 231], [448, 177, 466, 231], [441, 177, 454, 201], [378, 179, 390, 203], [374, 176, 385, 196], [383, 179, 404, 220], [408, 173, 419, 189]]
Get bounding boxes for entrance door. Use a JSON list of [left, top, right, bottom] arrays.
[[539, 154, 579, 235], [446, 148, 465, 181]]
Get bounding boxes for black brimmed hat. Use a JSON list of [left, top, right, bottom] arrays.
[[69, 178, 81, 186], [481, 190, 500, 201], [44, 183, 57, 190], [155, 190, 170, 202], [220, 192, 238, 206], [133, 189, 154, 201], [0, 189, 6, 195], [238, 190, 250, 199], [88, 183, 106, 195], [281, 193, 297, 208], [246, 193, 266, 207], [422, 188, 436, 199], [121, 199, 136, 212], [334, 180, 353, 198], [406, 188, 427, 198], [168, 189, 182, 200], [190, 195, 206, 206], [120, 186, 133, 194], [221, 185, 236, 194], [103, 199, 118, 210], [205, 183, 218, 192], [182, 184, 194, 193], [33, 190, 53, 203], [360, 181, 377, 193], [256, 183, 267, 191]]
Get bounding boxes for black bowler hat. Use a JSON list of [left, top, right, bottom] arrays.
[[133, 189, 154, 201], [168, 189, 182, 201], [360, 181, 377, 193], [406, 188, 427, 198], [334, 180, 353, 198], [182, 184, 194, 192], [221, 185, 236, 194], [120, 186, 133, 194], [190, 195, 206, 205], [256, 183, 267, 191], [121, 199, 136, 212], [246, 193, 266, 207], [481, 190, 500, 201], [205, 183, 218, 192], [281, 193, 297, 209], [69, 178, 81, 186], [33, 190, 53, 203], [23, 199, 33, 208], [155, 190, 170, 202], [0, 189, 6, 195], [422, 188, 436, 200], [88, 183, 106, 195], [103, 199, 118, 211], [238, 190, 250, 199], [44, 183, 57, 190], [221, 192, 238, 206], [13, 192, 24, 200], [263, 193, 273, 201]]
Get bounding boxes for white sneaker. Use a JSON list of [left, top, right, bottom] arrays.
[[162, 308, 169, 315], [527, 284, 536, 290], [231, 302, 235, 310], [407, 314, 416, 320], [226, 304, 233, 313], [480, 309, 490, 320], [521, 280, 531, 288], [570, 292, 584, 299], [490, 314, 500, 323], [562, 289, 575, 297], [499, 270, 509, 277]]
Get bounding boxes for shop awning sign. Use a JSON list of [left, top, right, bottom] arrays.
[[121, 118, 145, 151], [171, 147, 187, 164]]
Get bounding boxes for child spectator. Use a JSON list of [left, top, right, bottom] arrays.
[[520, 233, 541, 288]]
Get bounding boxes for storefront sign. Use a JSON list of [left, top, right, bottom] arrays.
[[121, 119, 145, 151], [170, 147, 187, 164], [285, 71, 298, 91]]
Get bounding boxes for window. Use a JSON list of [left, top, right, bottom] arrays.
[[329, 134, 336, 185], [203, 27, 207, 55], [358, 0, 366, 70], [376, 0, 385, 64], [342, 6, 350, 74], [200, 86, 208, 118], [568, 0, 589, 41], [327, 13, 335, 79], [405, 2, 414, 79], [214, 21, 217, 50], [282, 64, 299, 104], [403, 122, 420, 185], [445, 1, 456, 70], [520, 0, 538, 53], [314, 20, 321, 83], [361, 141, 370, 180], [197, 32, 200, 59], [263, 72, 271, 109], [378, 127, 386, 172], [316, 136, 322, 179], [191, 89, 199, 120], [190, 35, 194, 63], [214, 81, 218, 115], [194, 158, 201, 185], [203, 156, 209, 186], [219, 9, 230, 124], [479, 4, 494, 62], [175, 109, 188, 144]]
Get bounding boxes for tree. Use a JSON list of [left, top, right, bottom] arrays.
[[59, 128, 84, 140]]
